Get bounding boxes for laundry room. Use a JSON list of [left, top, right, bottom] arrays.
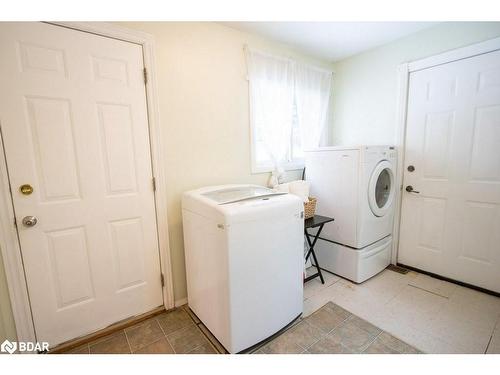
[[0, 1, 500, 374]]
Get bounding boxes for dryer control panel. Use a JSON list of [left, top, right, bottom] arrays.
[[361, 145, 397, 164]]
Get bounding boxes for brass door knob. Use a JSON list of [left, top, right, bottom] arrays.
[[20, 184, 33, 195]]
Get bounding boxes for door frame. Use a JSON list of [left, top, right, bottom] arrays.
[[391, 36, 500, 265], [0, 22, 175, 345]]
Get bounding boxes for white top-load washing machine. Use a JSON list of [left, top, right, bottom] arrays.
[[182, 184, 304, 353], [304, 146, 397, 282]]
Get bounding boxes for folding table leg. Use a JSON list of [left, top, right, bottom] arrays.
[[304, 224, 325, 284]]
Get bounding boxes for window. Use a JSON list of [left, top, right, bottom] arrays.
[[246, 47, 332, 174], [253, 98, 303, 171]]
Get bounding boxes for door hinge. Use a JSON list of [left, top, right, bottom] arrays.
[[160, 273, 165, 287], [143, 67, 148, 84], [152, 177, 156, 191]]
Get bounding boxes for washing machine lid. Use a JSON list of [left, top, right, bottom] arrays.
[[202, 186, 285, 205], [368, 160, 395, 217]]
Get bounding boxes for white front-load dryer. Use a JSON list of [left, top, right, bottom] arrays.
[[305, 146, 397, 282], [357, 146, 398, 247]]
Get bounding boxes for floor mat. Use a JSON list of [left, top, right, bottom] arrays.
[[251, 302, 422, 354]]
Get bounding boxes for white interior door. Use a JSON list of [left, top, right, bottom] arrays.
[[399, 49, 500, 293], [0, 22, 163, 346]]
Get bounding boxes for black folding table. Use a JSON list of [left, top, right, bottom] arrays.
[[304, 215, 335, 284]]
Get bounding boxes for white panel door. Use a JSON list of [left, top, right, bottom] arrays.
[[399, 49, 500, 293], [0, 22, 163, 346]]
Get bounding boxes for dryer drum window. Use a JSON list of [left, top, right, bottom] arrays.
[[368, 160, 395, 217], [375, 169, 391, 208]]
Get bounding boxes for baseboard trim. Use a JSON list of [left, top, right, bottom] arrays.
[[174, 297, 188, 307], [49, 306, 166, 354]]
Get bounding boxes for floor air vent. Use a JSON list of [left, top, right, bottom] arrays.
[[387, 264, 409, 274]]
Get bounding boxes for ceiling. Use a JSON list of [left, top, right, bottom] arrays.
[[221, 22, 438, 62]]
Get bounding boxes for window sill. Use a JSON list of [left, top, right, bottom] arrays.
[[251, 161, 305, 175]]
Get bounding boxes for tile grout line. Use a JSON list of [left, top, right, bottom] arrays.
[[314, 282, 432, 353], [155, 315, 169, 338], [122, 329, 133, 354], [195, 322, 222, 353], [125, 319, 163, 353], [407, 284, 451, 299], [293, 319, 325, 352], [384, 284, 407, 306], [303, 307, 395, 354], [484, 332, 494, 354], [261, 302, 423, 354], [298, 311, 353, 352], [182, 304, 221, 353], [305, 277, 342, 301], [131, 337, 156, 354], [88, 329, 120, 350], [342, 315, 382, 353], [363, 330, 409, 354], [73, 342, 90, 354], [186, 341, 204, 354], [165, 336, 178, 354], [484, 314, 500, 353], [161, 306, 219, 354], [252, 315, 309, 353], [385, 282, 469, 353], [360, 330, 384, 354], [319, 275, 469, 353], [379, 282, 450, 351], [183, 303, 225, 353], [196, 322, 225, 354], [155, 315, 181, 354]]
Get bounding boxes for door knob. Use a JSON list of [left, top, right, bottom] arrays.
[[22, 216, 38, 227], [405, 185, 420, 194]]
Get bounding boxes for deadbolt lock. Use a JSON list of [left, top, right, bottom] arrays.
[[20, 184, 33, 195], [22, 216, 38, 227]]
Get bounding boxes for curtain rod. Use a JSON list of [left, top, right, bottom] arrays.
[[243, 44, 334, 75]]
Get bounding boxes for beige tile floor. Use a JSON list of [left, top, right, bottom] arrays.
[[61, 267, 500, 354], [63, 306, 218, 354], [255, 302, 420, 354], [303, 268, 500, 354], [64, 300, 417, 355]]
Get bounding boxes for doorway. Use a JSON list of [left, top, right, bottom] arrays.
[[397, 45, 500, 294], [0, 22, 167, 346]]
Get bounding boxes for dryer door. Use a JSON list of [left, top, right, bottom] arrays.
[[368, 160, 395, 217]]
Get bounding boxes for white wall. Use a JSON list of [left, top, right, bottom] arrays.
[[331, 22, 500, 146], [117, 22, 334, 303], [0, 21, 334, 340]]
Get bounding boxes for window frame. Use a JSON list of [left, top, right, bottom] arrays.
[[247, 52, 332, 174]]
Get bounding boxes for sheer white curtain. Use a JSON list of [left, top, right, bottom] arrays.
[[295, 64, 332, 150], [245, 47, 295, 179]]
